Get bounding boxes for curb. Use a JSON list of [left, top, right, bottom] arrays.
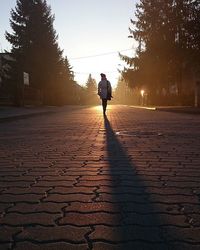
[[155, 107, 200, 115], [130, 105, 200, 115]]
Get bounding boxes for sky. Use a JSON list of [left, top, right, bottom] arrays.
[[0, 0, 138, 88]]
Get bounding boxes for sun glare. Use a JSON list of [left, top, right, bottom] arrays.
[[92, 105, 102, 112], [140, 89, 145, 97]]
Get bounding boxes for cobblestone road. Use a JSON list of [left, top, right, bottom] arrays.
[[0, 105, 200, 250]]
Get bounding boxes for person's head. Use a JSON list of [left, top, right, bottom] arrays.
[[100, 73, 106, 79]]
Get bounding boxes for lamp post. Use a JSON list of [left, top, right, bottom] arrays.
[[140, 89, 145, 106]]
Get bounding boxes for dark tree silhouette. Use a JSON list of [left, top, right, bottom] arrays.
[[121, 0, 200, 105], [85, 74, 98, 105], [5, 0, 68, 105]]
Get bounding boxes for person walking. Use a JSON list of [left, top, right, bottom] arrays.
[[98, 73, 112, 115]]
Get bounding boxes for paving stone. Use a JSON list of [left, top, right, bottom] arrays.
[[16, 225, 90, 243], [121, 202, 181, 214], [123, 213, 188, 226], [14, 242, 88, 250], [0, 226, 22, 242], [8, 202, 67, 213], [0, 171, 26, 176], [0, 182, 32, 188], [167, 243, 200, 250], [0, 213, 60, 226], [49, 187, 95, 194], [2, 187, 51, 195], [162, 226, 200, 243], [0, 176, 37, 181], [26, 171, 60, 176], [33, 181, 75, 187], [64, 202, 121, 213], [98, 186, 145, 194], [40, 176, 78, 181], [44, 194, 94, 203], [164, 181, 200, 188], [0, 194, 43, 203], [146, 187, 193, 195], [149, 194, 199, 204], [0, 204, 11, 214], [180, 204, 200, 214], [77, 180, 113, 187], [0, 243, 11, 250], [90, 225, 162, 242], [62, 171, 98, 176], [58, 212, 123, 226], [92, 242, 169, 250], [96, 193, 148, 203]]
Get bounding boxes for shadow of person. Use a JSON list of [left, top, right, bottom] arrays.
[[103, 115, 168, 250]]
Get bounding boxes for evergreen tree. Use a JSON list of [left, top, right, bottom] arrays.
[[114, 77, 127, 104], [63, 57, 75, 84], [124, 0, 175, 94], [56, 56, 78, 105], [85, 74, 98, 104], [6, 0, 64, 105], [185, 1, 200, 76], [121, 0, 200, 105], [86, 74, 97, 93], [114, 76, 141, 105]]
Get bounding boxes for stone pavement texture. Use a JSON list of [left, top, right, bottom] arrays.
[[0, 106, 64, 122], [0, 105, 200, 250]]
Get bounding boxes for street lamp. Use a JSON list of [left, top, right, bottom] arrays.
[[140, 89, 145, 106]]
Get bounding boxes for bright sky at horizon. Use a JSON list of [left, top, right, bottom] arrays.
[[0, 0, 138, 88]]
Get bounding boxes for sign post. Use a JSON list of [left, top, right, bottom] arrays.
[[23, 72, 29, 86], [22, 72, 29, 106]]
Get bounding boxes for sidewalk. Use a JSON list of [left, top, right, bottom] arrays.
[[130, 105, 200, 114], [0, 106, 60, 122]]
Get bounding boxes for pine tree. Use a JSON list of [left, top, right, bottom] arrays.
[[85, 74, 98, 104], [121, 0, 200, 105], [184, 1, 200, 77], [56, 56, 78, 105], [129, 0, 174, 93], [6, 0, 64, 105], [86, 74, 97, 93]]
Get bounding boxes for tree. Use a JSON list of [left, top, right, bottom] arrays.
[[5, 0, 64, 105], [186, 1, 200, 77], [124, 0, 175, 93], [56, 56, 80, 105], [86, 74, 97, 93], [121, 0, 200, 105], [85, 74, 98, 104]]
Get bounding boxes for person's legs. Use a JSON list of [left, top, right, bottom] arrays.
[[102, 99, 107, 114]]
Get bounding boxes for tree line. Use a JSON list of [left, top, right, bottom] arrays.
[[117, 0, 200, 106], [1, 0, 99, 106]]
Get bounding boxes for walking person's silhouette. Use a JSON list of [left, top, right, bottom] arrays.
[[98, 73, 112, 115]]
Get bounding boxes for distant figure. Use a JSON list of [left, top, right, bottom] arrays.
[[98, 73, 112, 115]]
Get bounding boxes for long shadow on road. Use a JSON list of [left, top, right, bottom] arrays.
[[104, 115, 169, 249]]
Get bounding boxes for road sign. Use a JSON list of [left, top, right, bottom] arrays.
[[23, 72, 29, 86]]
